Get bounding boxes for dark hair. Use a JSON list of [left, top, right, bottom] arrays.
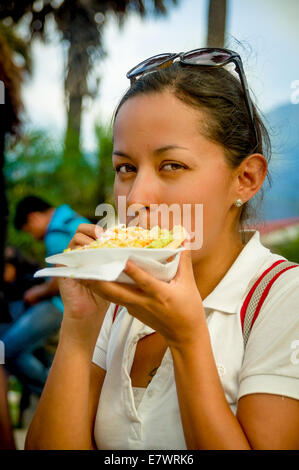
[[114, 62, 271, 229], [14, 195, 52, 230]]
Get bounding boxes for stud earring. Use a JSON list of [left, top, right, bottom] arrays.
[[234, 198, 243, 208]]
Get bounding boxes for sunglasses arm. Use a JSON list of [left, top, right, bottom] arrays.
[[233, 59, 259, 147]]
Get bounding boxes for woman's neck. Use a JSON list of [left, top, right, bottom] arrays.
[[192, 230, 245, 301]]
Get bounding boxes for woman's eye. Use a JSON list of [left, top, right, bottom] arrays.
[[161, 163, 185, 171], [115, 164, 136, 174], [114, 162, 185, 174]]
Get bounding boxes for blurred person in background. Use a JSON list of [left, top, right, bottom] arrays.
[[0, 247, 44, 431], [0, 365, 16, 449], [0, 196, 89, 396], [2, 245, 42, 322]]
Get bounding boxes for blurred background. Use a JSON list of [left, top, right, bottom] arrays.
[[0, 0, 298, 449]]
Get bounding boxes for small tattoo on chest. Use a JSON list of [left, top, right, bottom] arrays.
[[148, 367, 159, 385]]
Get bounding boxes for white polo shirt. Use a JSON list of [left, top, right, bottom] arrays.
[[92, 230, 299, 450]]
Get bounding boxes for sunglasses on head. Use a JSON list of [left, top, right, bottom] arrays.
[[126, 47, 258, 149]]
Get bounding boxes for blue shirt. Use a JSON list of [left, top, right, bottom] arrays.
[[45, 204, 89, 312]]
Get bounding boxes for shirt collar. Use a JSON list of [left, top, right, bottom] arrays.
[[203, 230, 271, 315]]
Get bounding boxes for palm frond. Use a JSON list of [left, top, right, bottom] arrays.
[[0, 22, 32, 73]]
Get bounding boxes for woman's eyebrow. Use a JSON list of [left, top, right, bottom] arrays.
[[153, 145, 189, 155], [113, 150, 131, 158], [113, 145, 189, 159]]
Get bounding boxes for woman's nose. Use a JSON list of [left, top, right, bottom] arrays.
[[125, 171, 161, 227], [126, 170, 160, 209]]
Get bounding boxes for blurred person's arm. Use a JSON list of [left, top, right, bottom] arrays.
[[0, 366, 16, 450], [23, 277, 59, 305]]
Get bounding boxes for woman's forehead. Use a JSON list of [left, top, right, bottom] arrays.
[[114, 90, 200, 121], [113, 91, 206, 147]]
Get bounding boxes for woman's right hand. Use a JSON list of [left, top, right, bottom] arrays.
[[58, 224, 110, 343]]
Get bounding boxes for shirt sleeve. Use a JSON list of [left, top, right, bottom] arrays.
[[45, 232, 71, 257], [92, 303, 115, 370], [67, 216, 90, 236], [238, 268, 299, 401], [45, 211, 89, 257]]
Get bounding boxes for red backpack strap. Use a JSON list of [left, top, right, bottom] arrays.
[[241, 260, 299, 348], [112, 304, 120, 323]]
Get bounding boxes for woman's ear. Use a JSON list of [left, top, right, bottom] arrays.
[[235, 153, 268, 203]]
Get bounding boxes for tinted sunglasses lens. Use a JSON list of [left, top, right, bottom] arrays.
[[127, 54, 174, 79], [183, 50, 232, 65]]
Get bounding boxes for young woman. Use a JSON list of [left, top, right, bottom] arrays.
[[25, 49, 299, 450]]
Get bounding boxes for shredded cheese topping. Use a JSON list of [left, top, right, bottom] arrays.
[[64, 225, 187, 251]]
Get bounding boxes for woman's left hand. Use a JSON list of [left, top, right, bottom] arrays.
[[82, 240, 206, 349]]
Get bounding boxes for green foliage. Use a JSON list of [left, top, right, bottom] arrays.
[[5, 130, 61, 261], [270, 235, 299, 264], [0, 0, 179, 171], [94, 122, 115, 207], [0, 20, 32, 73], [4, 123, 115, 263]]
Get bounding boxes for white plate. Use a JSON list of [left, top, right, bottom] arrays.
[[34, 246, 185, 284]]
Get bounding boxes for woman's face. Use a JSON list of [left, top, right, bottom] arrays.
[[112, 91, 238, 257]]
